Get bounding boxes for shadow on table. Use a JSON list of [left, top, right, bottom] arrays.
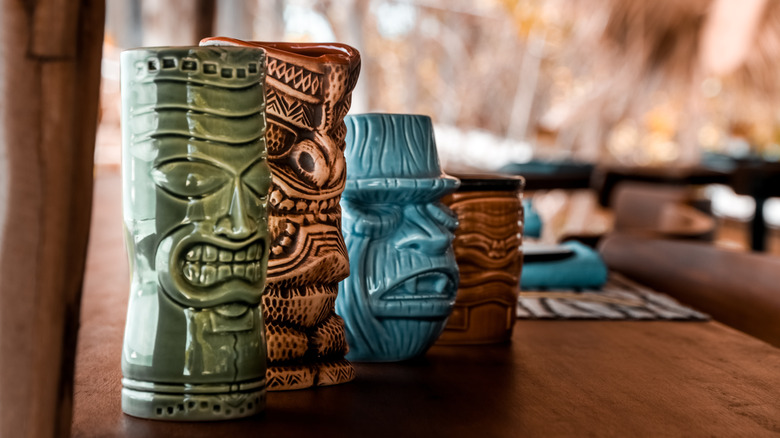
[[118, 344, 519, 438]]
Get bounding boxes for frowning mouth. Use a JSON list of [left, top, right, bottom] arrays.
[[382, 272, 455, 300], [180, 241, 265, 287], [371, 270, 457, 318]]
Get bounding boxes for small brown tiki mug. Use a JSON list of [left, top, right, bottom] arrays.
[[436, 175, 524, 345], [202, 37, 360, 390]]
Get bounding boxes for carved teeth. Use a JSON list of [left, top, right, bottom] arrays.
[[200, 265, 216, 285], [184, 244, 264, 262], [219, 250, 232, 262], [186, 247, 202, 261], [285, 222, 296, 234], [252, 261, 262, 281], [184, 262, 200, 283], [203, 245, 217, 262], [267, 189, 342, 214], [182, 260, 264, 286], [217, 265, 231, 281], [180, 242, 265, 286], [270, 190, 283, 206]]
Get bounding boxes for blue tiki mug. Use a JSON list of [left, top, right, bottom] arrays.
[[336, 114, 460, 361]]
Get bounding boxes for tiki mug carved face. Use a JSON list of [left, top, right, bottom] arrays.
[[336, 114, 460, 361], [201, 38, 361, 390], [120, 47, 271, 421], [436, 176, 524, 345]]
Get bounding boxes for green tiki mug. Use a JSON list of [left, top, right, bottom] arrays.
[[120, 47, 271, 421]]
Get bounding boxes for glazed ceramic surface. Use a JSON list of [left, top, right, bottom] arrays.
[[336, 113, 459, 362], [201, 37, 360, 390], [120, 46, 271, 420], [436, 176, 524, 345]]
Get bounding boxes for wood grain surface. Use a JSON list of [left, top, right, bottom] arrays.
[[72, 171, 780, 437]]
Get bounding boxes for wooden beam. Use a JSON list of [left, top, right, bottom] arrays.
[[0, 0, 105, 436], [194, 0, 217, 42], [141, 0, 216, 46]]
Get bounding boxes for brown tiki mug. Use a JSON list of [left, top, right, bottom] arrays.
[[436, 175, 524, 345], [202, 37, 360, 390]]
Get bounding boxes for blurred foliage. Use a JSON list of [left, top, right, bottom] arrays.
[[103, 0, 780, 167]]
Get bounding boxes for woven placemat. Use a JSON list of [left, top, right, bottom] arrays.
[[517, 272, 709, 320]]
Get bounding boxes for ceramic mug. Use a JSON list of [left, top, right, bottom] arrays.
[[337, 113, 460, 361], [436, 175, 524, 345], [120, 46, 271, 420]]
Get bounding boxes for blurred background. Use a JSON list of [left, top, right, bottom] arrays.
[[98, 0, 780, 254]]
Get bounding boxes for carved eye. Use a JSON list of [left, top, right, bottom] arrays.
[[290, 139, 329, 188], [242, 159, 272, 198], [345, 200, 402, 238], [151, 160, 230, 199]]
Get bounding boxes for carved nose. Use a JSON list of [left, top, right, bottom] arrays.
[[215, 183, 257, 240], [397, 233, 451, 254], [395, 211, 453, 254]]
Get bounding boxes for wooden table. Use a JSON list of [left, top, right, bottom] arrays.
[[590, 164, 730, 208], [71, 170, 780, 437], [591, 159, 780, 252]]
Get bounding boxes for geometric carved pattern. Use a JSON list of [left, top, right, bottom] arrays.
[[266, 364, 313, 391], [315, 359, 355, 387], [142, 55, 261, 79], [267, 228, 349, 284], [262, 283, 336, 329], [267, 57, 323, 96], [266, 88, 314, 131]]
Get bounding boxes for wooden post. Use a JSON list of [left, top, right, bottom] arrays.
[[141, 0, 216, 46], [0, 0, 105, 436]]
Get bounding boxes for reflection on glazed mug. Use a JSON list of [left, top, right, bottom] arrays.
[[336, 113, 460, 362], [120, 46, 271, 421]]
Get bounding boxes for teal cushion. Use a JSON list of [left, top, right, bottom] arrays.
[[521, 241, 608, 289], [523, 199, 542, 238]]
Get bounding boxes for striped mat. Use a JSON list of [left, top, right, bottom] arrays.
[[517, 273, 709, 321]]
